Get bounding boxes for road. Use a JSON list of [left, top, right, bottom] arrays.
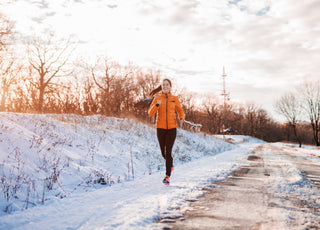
[[159, 143, 320, 230]]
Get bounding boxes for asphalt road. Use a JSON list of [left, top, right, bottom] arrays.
[[159, 144, 320, 230]]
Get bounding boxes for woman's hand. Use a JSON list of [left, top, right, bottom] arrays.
[[179, 118, 184, 127]]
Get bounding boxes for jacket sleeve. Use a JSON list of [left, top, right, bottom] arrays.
[[148, 97, 159, 117], [175, 97, 185, 120]]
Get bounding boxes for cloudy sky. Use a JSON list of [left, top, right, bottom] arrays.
[[2, 0, 320, 120]]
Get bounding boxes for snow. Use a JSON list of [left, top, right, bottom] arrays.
[[259, 144, 320, 227], [0, 113, 319, 229], [215, 134, 266, 145], [0, 113, 239, 229]]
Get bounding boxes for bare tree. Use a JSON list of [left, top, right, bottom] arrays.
[[244, 103, 258, 136], [0, 12, 13, 51], [256, 108, 270, 140], [275, 93, 302, 147], [0, 52, 22, 111], [0, 12, 18, 111], [90, 58, 117, 115], [28, 35, 74, 113], [135, 69, 161, 99], [302, 81, 320, 146], [178, 90, 197, 123], [231, 104, 246, 133], [115, 67, 136, 116], [82, 75, 99, 115], [201, 95, 222, 134], [133, 69, 161, 120]]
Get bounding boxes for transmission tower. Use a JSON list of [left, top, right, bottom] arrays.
[[221, 66, 230, 135], [221, 66, 230, 106]]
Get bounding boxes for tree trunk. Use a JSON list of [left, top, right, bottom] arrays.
[[0, 90, 6, 111], [0, 78, 8, 111], [292, 124, 302, 148], [38, 80, 45, 113], [313, 124, 320, 146]]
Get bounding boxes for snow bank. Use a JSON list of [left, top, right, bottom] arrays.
[[0, 113, 233, 217], [0, 147, 251, 230], [215, 134, 266, 145]]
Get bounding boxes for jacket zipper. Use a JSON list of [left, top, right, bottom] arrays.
[[166, 94, 168, 129]]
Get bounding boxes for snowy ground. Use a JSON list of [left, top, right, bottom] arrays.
[[0, 113, 319, 229], [0, 113, 241, 229]]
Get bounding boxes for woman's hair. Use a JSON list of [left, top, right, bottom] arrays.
[[148, 79, 172, 97]]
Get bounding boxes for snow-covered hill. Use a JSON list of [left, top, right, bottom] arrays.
[[0, 113, 261, 229]]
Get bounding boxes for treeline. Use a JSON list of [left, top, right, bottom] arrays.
[[0, 13, 319, 146], [275, 83, 320, 147]]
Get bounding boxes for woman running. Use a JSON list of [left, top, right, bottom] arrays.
[[148, 79, 185, 185]]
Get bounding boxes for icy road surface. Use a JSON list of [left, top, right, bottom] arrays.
[[159, 143, 320, 230]]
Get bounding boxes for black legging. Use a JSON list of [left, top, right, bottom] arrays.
[[157, 128, 177, 177]]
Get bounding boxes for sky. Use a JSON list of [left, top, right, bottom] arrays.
[[1, 0, 320, 121]]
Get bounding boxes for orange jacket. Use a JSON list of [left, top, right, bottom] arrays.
[[148, 92, 185, 129]]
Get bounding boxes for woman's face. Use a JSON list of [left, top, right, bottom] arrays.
[[162, 80, 171, 94]]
